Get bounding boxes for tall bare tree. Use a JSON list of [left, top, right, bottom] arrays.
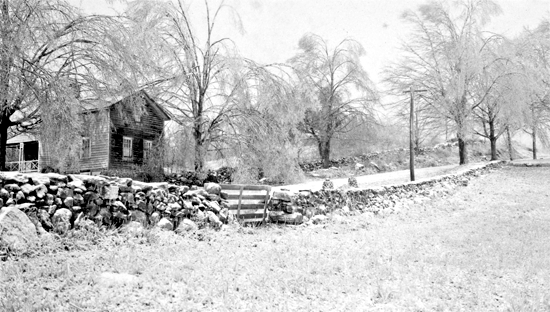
[[384, 0, 503, 165], [289, 33, 377, 168], [125, 0, 245, 172], [471, 38, 523, 160], [515, 18, 550, 159]]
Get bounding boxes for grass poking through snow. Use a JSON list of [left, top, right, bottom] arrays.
[[1, 166, 550, 311]]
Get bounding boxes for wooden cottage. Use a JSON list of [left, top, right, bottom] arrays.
[[6, 90, 171, 174]]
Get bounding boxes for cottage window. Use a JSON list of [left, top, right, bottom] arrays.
[[123, 136, 133, 159], [81, 137, 91, 158], [143, 140, 153, 159]]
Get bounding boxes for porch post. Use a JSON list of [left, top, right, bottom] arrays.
[[19, 142, 24, 171]]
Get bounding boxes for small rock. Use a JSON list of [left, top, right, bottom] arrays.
[[112, 201, 127, 213], [68, 178, 85, 190], [149, 211, 161, 226], [20, 184, 36, 195], [0, 188, 10, 201], [156, 217, 173, 231], [206, 201, 221, 213], [218, 208, 229, 223], [122, 221, 144, 237], [95, 207, 112, 226], [204, 183, 221, 195], [269, 211, 303, 224], [35, 184, 47, 199], [101, 185, 119, 200], [206, 211, 222, 228], [311, 215, 328, 224], [52, 208, 72, 234], [48, 205, 57, 215], [272, 190, 292, 202], [64, 197, 74, 209], [15, 191, 25, 203], [347, 177, 358, 188], [98, 272, 139, 288], [331, 214, 348, 224], [37, 209, 53, 231], [175, 218, 198, 233], [129, 210, 147, 225], [322, 179, 334, 190]]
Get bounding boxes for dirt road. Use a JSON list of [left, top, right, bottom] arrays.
[[275, 161, 489, 192]]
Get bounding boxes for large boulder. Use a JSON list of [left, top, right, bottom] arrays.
[[0, 207, 38, 253]]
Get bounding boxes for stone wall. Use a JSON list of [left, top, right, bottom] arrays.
[[0, 171, 230, 237], [0, 160, 503, 247], [293, 161, 504, 218]]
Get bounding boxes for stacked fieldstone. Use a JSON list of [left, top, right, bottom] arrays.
[[0, 172, 232, 237], [268, 190, 303, 224], [293, 161, 503, 217]]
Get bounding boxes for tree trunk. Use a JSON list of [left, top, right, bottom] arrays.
[[194, 139, 205, 172], [532, 127, 537, 160], [0, 114, 9, 171], [458, 137, 468, 165], [489, 120, 497, 161], [489, 138, 497, 161], [193, 114, 205, 172], [506, 126, 513, 161], [457, 121, 469, 165], [318, 139, 331, 168]]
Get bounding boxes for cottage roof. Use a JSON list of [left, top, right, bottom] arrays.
[[83, 90, 171, 121]]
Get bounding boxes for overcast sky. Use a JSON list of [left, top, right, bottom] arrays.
[[70, 0, 549, 87]]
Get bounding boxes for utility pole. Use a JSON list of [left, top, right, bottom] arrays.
[[404, 87, 426, 181]]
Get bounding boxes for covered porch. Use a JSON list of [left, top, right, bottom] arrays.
[[6, 134, 40, 172]]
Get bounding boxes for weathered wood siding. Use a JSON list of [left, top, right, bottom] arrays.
[[109, 94, 164, 170], [37, 111, 110, 172], [80, 111, 110, 172]]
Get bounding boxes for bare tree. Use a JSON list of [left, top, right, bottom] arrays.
[[384, 0, 503, 165], [289, 33, 377, 168], [0, 0, 144, 170], [471, 38, 524, 160], [515, 18, 550, 159], [125, 0, 245, 172]]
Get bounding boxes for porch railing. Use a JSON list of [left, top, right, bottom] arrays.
[[6, 160, 39, 173]]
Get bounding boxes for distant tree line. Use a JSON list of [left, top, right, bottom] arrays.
[[384, 0, 550, 163]]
